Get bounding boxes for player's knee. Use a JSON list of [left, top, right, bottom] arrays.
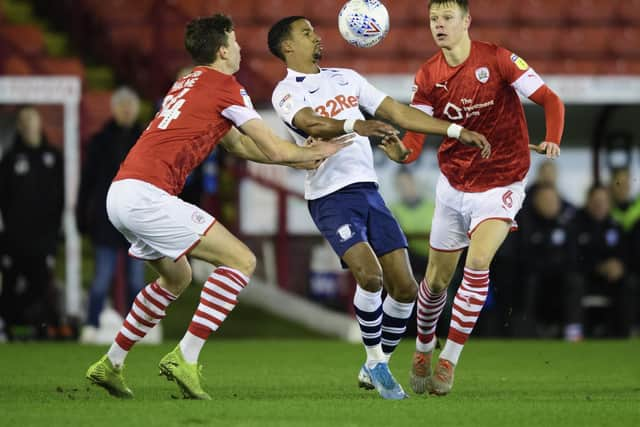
[[227, 249, 256, 278], [466, 254, 492, 271], [163, 264, 193, 296], [355, 271, 383, 293], [388, 279, 418, 302]]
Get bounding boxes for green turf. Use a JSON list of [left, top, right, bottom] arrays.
[[0, 340, 638, 427]]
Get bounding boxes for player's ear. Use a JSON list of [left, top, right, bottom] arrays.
[[217, 45, 229, 61], [281, 39, 294, 56], [463, 12, 471, 31]]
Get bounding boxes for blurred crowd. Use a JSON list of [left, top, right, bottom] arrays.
[[0, 100, 638, 342]]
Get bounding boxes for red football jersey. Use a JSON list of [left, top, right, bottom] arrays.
[[115, 66, 260, 195], [410, 41, 544, 192]]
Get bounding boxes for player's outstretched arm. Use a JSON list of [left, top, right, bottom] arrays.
[[374, 97, 491, 158], [528, 85, 564, 159], [292, 107, 397, 139], [223, 122, 352, 164]]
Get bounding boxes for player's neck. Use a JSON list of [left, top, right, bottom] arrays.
[[206, 62, 234, 75], [441, 36, 471, 67], [286, 58, 320, 75]]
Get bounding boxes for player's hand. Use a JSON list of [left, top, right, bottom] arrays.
[[304, 134, 354, 157], [459, 129, 491, 158], [529, 142, 560, 159], [353, 120, 399, 138], [378, 134, 410, 163]]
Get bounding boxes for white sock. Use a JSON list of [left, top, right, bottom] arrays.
[[439, 340, 464, 365], [415, 335, 437, 353], [179, 331, 206, 364], [365, 344, 386, 368], [107, 343, 128, 368]]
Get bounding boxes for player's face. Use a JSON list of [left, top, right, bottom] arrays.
[[224, 30, 242, 73], [288, 19, 323, 63], [429, 3, 470, 49]]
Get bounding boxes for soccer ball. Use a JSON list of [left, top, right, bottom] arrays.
[[338, 0, 389, 48]]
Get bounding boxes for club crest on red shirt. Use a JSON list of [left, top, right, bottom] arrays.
[[475, 67, 490, 84]]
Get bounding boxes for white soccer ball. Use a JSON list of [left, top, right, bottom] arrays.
[[338, 0, 389, 48]]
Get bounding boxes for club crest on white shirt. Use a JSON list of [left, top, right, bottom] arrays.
[[475, 67, 490, 84], [337, 224, 355, 242]]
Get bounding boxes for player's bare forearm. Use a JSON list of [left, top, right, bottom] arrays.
[[293, 107, 397, 139], [375, 97, 450, 136]]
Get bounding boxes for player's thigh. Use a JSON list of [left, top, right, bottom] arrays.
[[378, 248, 418, 302], [466, 219, 511, 270], [146, 256, 193, 296], [426, 248, 463, 291], [189, 221, 256, 277], [342, 241, 383, 291]]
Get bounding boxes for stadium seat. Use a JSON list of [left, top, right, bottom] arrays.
[[37, 57, 85, 79], [108, 25, 154, 56], [236, 25, 270, 57], [83, 0, 154, 24], [610, 28, 640, 58], [609, 59, 640, 74], [1, 55, 33, 75], [469, 26, 511, 47], [513, 0, 568, 25], [306, 0, 344, 25], [468, 0, 516, 25], [314, 25, 350, 58], [616, 0, 640, 24], [0, 25, 45, 56], [255, 0, 306, 25], [161, 24, 186, 54], [566, 0, 618, 24], [384, 0, 424, 26], [506, 27, 561, 60], [393, 26, 439, 59], [557, 27, 610, 59]]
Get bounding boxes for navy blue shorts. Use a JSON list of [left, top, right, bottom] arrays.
[[308, 182, 408, 259]]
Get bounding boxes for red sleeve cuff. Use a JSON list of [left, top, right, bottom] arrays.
[[401, 131, 426, 163]]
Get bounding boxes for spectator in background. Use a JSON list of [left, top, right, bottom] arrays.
[[0, 106, 64, 340], [389, 167, 434, 279], [609, 167, 640, 232], [574, 184, 636, 338], [76, 87, 146, 343], [523, 159, 575, 222], [517, 184, 583, 341]]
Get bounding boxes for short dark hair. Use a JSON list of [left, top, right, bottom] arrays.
[[428, 0, 469, 13], [268, 16, 307, 61], [185, 14, 234, 65]]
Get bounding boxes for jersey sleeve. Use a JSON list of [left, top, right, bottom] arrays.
[[271, 82, 310, 127], [348, 69, 388, 115], [496, 46, 544, 98], [219, 83, 261, 127], [409, 67, 434, 112]]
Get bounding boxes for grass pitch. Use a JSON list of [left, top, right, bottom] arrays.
[[0, 339, 638, 427]]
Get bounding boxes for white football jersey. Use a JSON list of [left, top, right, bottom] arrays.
[[272, 67, 388, 200]]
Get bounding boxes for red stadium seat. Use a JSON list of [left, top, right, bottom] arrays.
[[616, 0, 640, 24], [393, 26, 439, 60], [1, 55, 34, 75], [514, 0, 568, 24], [255, 0, 306, 25], [314, 25, 350, 58], [469, 26, 511, 47], [505, 27, 561, 60], [0, 25, 45, 56], [557, 27, 611, 59], [161, 24, 186, 54], [37, 57, 85, 78], [385, 0, 426, 26], [532, 58, 604, 74], [81, 90, 113, 143], [468, 0, 516, 25], [566, 0, 617, 24], [609, 59, 640, 74], [108, 25, 154, 56], [610, 27, 640, 57], [306, 0, 343, 25], [236, 25, 271, 57], [84, 0, 154, 24]]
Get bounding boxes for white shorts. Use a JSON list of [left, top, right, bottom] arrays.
[[429, 174, 525, 252], [106, 179, 216, 261]]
